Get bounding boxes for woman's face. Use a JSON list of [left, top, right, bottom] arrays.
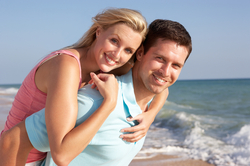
[[94, 23, 142, 72]]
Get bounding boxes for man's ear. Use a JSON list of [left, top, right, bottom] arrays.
[[136, 45, 144, 61]]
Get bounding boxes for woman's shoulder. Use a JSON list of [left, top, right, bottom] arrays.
[[45, 49, 81, 69], [37, 50, 81, 84], [61, 49, 80, 59]]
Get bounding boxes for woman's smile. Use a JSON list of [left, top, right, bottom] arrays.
[[104, 53, 118, 66]]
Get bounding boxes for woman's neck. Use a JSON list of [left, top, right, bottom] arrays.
[[77, 46, 100, 84]]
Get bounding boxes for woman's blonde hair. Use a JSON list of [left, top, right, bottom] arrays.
[[67, 8, 147, 49]]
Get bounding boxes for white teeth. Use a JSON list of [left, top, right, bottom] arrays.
[[106, 55, 116, 64], [154, 75, 165, 83]]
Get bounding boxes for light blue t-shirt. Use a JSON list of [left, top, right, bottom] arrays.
[[25, 70, 150, 166]]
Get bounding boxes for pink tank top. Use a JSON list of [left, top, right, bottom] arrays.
[[1, 50, 82, 163]]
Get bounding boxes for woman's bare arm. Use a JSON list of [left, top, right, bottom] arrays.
[[0, 121, 33, 166], [37, 54, 118, 165]]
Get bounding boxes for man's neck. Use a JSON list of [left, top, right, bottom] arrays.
[[132, 68, 155, 112]]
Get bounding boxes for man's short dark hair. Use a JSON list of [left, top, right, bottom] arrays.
[[143, 19, 192, 62]]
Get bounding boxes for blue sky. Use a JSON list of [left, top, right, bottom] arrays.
[[0, 0, 249, 84]]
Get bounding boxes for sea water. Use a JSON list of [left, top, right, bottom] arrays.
[[0, 84, 20, 129], [137, 79, 250, 166], [0, 79, 249, 166]]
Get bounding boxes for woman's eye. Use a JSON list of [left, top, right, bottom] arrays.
[[125, 49, 132, 54]]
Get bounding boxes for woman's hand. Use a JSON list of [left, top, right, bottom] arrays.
[[120, 88, 169, 143], [90, 72, 118, 105], [119, 111, 154, 142]]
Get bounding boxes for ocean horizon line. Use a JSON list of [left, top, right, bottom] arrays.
[[177, 77, 250, 82], [1, 77, 250, 86]]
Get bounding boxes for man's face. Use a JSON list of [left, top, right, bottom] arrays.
[[137, 39, 188, 94]]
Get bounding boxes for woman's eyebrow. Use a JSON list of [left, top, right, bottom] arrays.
[[115, 33, 137, 52]]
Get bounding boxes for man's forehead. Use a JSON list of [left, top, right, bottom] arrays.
[[149, 39, 188, 63]]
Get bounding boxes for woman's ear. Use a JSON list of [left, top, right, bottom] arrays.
[[96, 27, 102, 38], [136, 45, 144, 61]]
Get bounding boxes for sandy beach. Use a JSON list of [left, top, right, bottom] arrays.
[[129, 154, 214, 166]]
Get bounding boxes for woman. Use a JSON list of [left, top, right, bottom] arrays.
[[0, 8, 168, 166]]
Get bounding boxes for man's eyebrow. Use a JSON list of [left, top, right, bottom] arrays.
[[154, 52, 184, 67], [176, 62, 184, 67], [154, 52, 165, 58], [172, 60, 184, 67]]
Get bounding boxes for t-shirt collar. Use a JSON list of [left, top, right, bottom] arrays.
[[120, 70, 142, 118]]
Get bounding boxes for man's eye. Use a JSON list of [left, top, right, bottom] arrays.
[[156, 57, 163, 60], [111, 38, 118, 44], [173, 64, 180, 68]]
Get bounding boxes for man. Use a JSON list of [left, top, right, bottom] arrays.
[[1, 19, 192, 166]]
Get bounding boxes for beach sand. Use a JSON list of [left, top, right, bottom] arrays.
[[129, 154, 214, 166]]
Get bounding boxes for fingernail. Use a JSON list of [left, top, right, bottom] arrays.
[[126, 117, 132, 121], [120, 135, 123, 138]]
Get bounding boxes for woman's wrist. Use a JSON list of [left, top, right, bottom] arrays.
[[103, 97, 117, 110]]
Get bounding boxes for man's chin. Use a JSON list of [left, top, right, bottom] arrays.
[[145, 84, 168, 94], [150, 88, 166, 95]]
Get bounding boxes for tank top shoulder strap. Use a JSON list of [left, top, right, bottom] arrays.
[[39, 50, 82, 89]]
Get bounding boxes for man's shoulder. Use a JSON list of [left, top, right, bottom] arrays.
[[77, 70, 133, 103], [78, 84, 103, 102], [116, 70, 133, 89]]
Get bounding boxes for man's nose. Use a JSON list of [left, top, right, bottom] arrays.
[[160, 64, 171, 77]]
